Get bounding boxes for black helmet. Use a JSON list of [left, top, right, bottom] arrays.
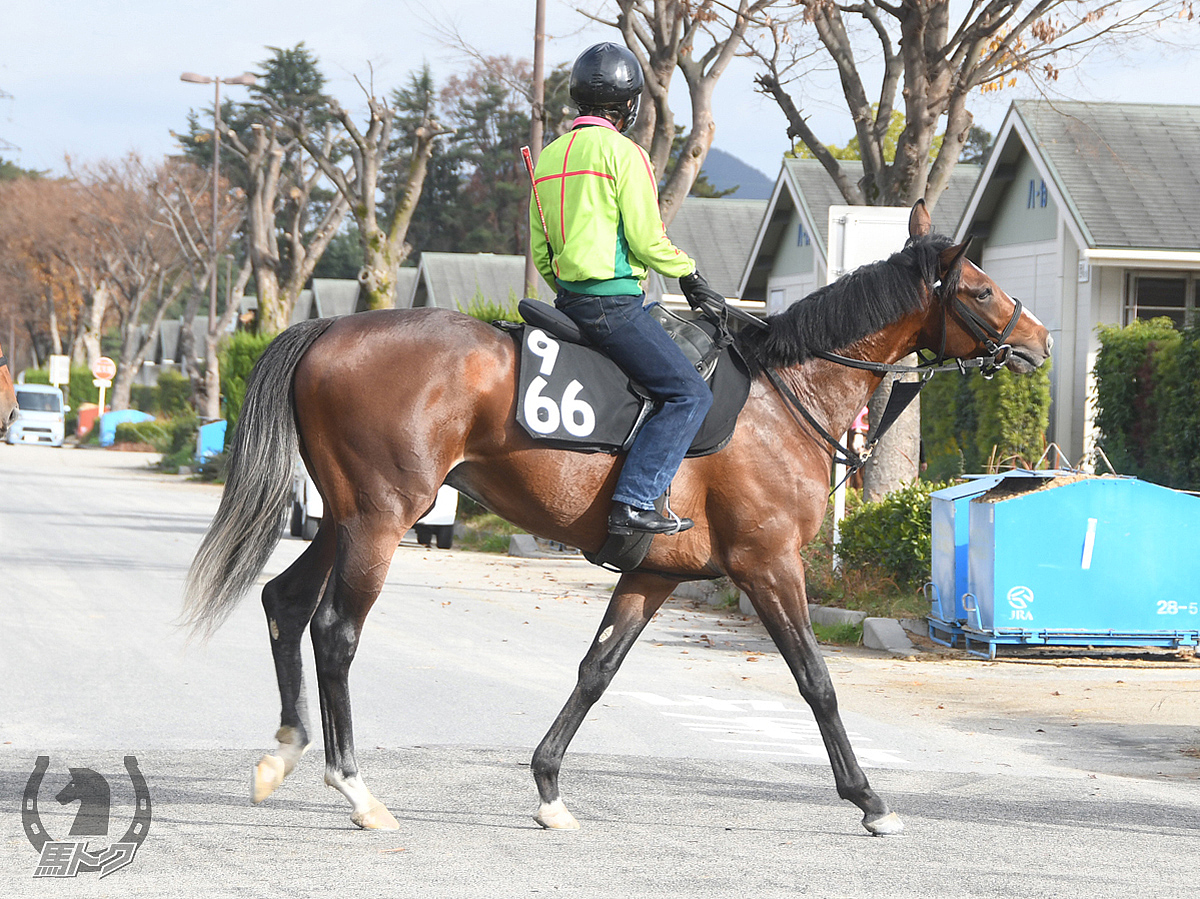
[[570, 42, 643, 133]]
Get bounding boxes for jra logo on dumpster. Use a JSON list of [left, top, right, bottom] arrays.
[[1007, 586, 1035, 621]]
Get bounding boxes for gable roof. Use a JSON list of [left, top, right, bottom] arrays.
[[310, 279, 362, 317], [409, 252, 555, 311], [739, 158, 981, 300], [960, 100, 1200, 252], [659, 197, 768, 297]]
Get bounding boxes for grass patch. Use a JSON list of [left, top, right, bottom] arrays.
[[456, 510, 525, 554], [812, 621, 863, 645]]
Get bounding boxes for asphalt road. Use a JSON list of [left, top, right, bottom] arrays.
[[2, 444, 1198, 897]]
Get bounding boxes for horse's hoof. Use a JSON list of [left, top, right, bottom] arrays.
[[251, 754, 286, 804], [535, 799, 581, 831], [352, 801, 400, 830], [863, 811, 904, 836]]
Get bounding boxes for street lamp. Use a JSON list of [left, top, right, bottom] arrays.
[[179, 71, 256, 358]]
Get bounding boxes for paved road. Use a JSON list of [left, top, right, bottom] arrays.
[[2, 444, 1198, 897]]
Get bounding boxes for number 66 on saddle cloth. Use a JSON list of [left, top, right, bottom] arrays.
[[508, 307, 751, 457]]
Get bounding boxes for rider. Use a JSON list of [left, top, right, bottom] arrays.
[[529, 42, 727, 537]]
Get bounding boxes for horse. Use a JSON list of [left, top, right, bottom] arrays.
[[0, 340, 18, 440], [184, 200, 1051, 836]]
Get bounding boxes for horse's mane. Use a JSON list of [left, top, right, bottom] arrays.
[[736, 233, 957, 375]]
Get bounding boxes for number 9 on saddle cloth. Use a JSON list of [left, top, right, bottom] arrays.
[[504, 299, 751, 458]]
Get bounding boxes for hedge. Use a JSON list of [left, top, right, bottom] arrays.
[[219, 331, 274, 439], [838, 480, 946, 590], [921, 361, 1052, 481], [1094, 317, 1199, 489]]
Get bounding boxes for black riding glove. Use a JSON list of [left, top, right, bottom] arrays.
[[678, 270, 727, 321]]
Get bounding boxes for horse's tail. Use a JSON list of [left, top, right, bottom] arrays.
[[182, 318, 336, 639]]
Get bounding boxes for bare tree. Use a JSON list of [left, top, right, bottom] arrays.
[[588, 0, 775, 225], [750, 0, 1188, 210], [152, 159, 248, 419], [273, 82, 446, 309]]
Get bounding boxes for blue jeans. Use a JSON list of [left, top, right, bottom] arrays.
[[556, 290, 713, 509]]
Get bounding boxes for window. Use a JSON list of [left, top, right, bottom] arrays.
[[1125, 272, 1195, 328]]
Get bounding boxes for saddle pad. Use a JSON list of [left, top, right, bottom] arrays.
[[513, 324, 751, 456]]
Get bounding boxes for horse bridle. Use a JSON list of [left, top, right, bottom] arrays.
[[718, 272, 1026, 482]]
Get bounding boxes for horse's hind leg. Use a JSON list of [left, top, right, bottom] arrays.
[[252, 525, 336, 804], [732, 553, 903, 836], [311, 516, 406, 830], [531, 571, 678, 830]]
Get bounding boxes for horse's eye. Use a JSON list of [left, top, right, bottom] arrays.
[[977, 287, 993, 302]]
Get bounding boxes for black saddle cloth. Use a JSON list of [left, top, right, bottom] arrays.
[[508, 299, 751, 457]]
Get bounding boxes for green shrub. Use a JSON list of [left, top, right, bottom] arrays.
[[922, 360, 1052, 478], [458, 288, 525, 323], [1094, 317, 1191, 486], [837, 480, 946, 590], [219, 331, 274, 438], [112, 416, 198, 458]]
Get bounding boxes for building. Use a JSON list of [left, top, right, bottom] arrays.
[[738, 157, 982, 313], [956, 100, 1200, 464]]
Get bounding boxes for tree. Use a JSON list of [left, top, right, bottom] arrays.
[[178, 44, 349, 334], [272, 70, 445, 309], [597, 0, 775, 224], [152, 159, 248, 419], [751, 0, 1187, 210]]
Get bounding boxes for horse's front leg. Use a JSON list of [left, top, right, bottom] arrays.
[[731, 552, 903, 836], [252, 525, 336, 804], [531, 571, 678, 830], [310, 519, 404, 830]]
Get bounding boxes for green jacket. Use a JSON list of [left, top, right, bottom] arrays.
[[529, 117, 695, 296]]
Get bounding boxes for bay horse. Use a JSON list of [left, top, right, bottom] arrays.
[[184, 201, 1051, 836], [0, 340, 18, 440]]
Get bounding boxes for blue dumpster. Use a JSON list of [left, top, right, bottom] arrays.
[[926, 475, 1005, 645], [195, 420, 227, 461], [959, 474, 1200, 657]]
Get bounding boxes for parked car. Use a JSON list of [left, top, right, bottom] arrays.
[[6, 383, 66, 447], [291, 460, 458, 548]]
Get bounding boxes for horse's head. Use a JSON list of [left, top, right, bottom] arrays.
[[909, 200, 1052, 374], [0, 342, 16, 440]]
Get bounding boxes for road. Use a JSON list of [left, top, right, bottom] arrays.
[[1, 444, 1198, 897]]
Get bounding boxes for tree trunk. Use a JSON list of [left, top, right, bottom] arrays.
[[862, 359, 922, 502]]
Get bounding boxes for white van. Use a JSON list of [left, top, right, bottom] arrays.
[[290, 459, 458, 547], [6, 383, 66, 447]]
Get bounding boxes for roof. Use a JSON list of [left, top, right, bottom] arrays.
[[965, 101, 1200, 251], [739, 158, 981, 299], [409, 253, 555, 311], [661, 198, 768, 297], [310, 279, 362, 317]]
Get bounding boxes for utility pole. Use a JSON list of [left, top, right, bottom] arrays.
[[524, 0, 547, 299]]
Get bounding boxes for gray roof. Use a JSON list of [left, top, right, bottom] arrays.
[[410, 253, 555, 311], [1012, 100, 1200, 250], [662, 198, 768, 296], [289, 289, 316, 325], [311, 279, 362, 317], [393, 268, 419, 308], [782, 158, 979, 251]]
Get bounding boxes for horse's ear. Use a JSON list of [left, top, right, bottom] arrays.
[[937, 239, 971, 278], [909, 199, 931, 238]]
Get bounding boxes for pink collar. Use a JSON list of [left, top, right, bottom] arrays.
[[572, 115, 619, 132]]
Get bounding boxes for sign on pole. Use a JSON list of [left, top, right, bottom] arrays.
[[48, 355, 70, 386], [91, 357, 116, 413]]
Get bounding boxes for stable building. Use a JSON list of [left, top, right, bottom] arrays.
[[738, 158, 981, 313], [956, 100, 1200, 466]]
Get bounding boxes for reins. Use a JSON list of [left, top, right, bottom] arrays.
[[716, 268, 1025, 485]]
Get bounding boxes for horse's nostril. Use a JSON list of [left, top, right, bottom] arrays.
[[1045, 333, 1054, 351]]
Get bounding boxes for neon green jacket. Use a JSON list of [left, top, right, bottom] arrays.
[[529, 117, 695, 296]]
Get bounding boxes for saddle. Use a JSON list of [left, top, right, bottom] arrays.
[[507, 298, 751, 458]]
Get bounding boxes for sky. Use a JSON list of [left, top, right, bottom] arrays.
[[3, 0, 1199, 182]]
